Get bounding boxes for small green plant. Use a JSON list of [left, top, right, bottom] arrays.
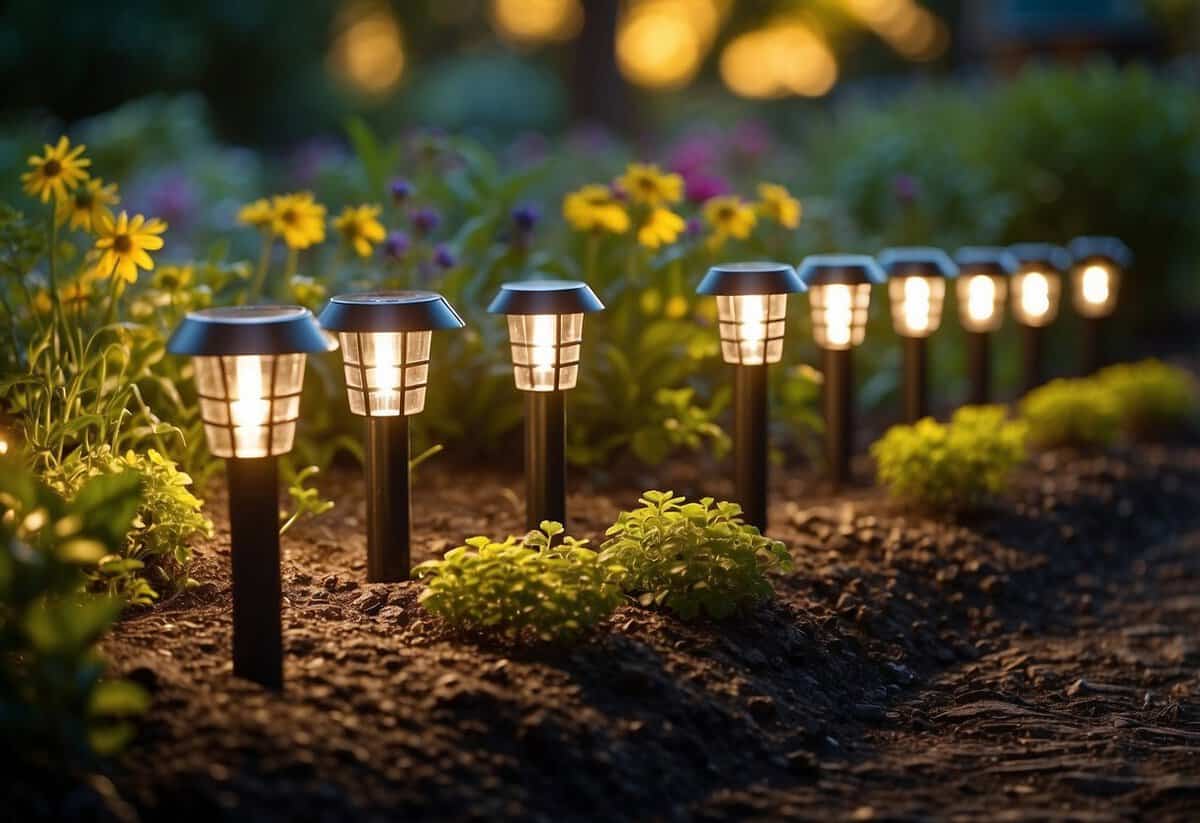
[[598, 491, 792, 620], [1020, 378, 1121, 449], [1096, 359, 1198, 439], [414, 522, 625, 642], [0, 457, 151, 764], [871, 406, 1027, 512], [42, 447, 212, 606]]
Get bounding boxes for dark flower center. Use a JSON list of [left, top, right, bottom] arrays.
[[281, 209, 297, 224], [43, 160, 62, 177], [114, 234, 132, 253], [75, 190, 94, 208]]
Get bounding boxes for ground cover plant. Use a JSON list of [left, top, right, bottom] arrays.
[[598, 490, 792, 620], [1019, 377, 1121, 450], [1096, 358, 1198, 440], [0, 457, 150, 765], [413, 522, 625, 642], [871, 406, 1028, 513]]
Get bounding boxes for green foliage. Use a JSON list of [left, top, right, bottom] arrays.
[[0, 457, 150, 764], [414, 522, 625, 642], [627, 387, 730, 465], [41, 447, 211, 606], [1096, 359, 1199, 439], [279, 465, 336, 536], [871, 406, 1028, 513], [598, 491, 792, 620], [1020, 378, 1121, 449]]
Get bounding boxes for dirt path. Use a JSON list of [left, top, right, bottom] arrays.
[[15, 447, 1200, 822]]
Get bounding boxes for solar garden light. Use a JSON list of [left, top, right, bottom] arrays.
[[696, 262, 805, 532], [878, 247, 958, 423], [167, 306, 334, 690], [1068, 236, 1131, 375], [317, 292, 465, 582], [798, 255, 884, 490], [1009, 243, 1070, 395], [953, 247, 1018, 405], [488, 280, 604, 531]]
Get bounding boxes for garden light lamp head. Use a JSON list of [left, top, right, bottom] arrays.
[[878, 247, 958, 338], [488, 280, 604, 392], [318, 292, 465, 417], [167, 306, 335, 459], [1008, 243, 1070, 328], [954, 247, 1017, 333], [796, 255, 884, 350], [1068, 236, 1130, 320]]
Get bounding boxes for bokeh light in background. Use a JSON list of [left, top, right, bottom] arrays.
[[845, 0, 949, 62], [490, 0, 584, 46], [616, 0, 729, 90], [720, 19, 839, 99], [328, 1, 406, 96]]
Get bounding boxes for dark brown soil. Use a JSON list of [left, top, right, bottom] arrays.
[[14, 446, 1200, 822]]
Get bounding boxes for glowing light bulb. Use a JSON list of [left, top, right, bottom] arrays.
[[738, 294, 767, 362], [825, 284, 853, 347], [1021, 271, 1050, 320], [0, 437, 8, 456], [1081, 264, 1110, 305], [967, 275, 996, 322], [231, 357, 270, 428], [902, 277, 931, 333], [531, 314, 558, 388]]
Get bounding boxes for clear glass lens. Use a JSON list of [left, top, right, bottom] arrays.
[[888, 276, 944, 337], [715, 293, 787, 365], [956, 274, 1007, 332], [1012, 270, 1061, 327], [507, 313, 584, 391], [810, 283, 871, 350], [339, 331, 432, 417], [1072, 263, 1119, 318], [193, 353, 307, 458]]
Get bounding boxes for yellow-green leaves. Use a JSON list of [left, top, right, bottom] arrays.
[[1096, 359, 1198, 439], [414, 523, 625, 643], [598, 491, 792, 620], [872, 406, 1027, 513], [1020, 379, 1121, 449]]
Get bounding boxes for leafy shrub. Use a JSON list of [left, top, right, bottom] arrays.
[[1020, 378, 1121, 449], [0, 457, 150, 764], [1096, 359, 1198, 439], [41, 447, 211, 606], [414, 522, 625, 642], [871, 406, 1027, 513], [598, 491, 791, 620]]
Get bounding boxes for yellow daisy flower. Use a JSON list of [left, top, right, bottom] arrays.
[[58, 177, 119, 233], [619, 162, 684, 207], [271, 192, 326, 250], [22, 136, 91, 204], [703, 195, 757, 248], [238, 198, 276, 230], [637, 207, 686, 250], [563, 184, 630, 234], [757, 182, 802, 229], [665, 294, 689, 319], [94, 211, 168, 285], [332, 204, 386, 258]]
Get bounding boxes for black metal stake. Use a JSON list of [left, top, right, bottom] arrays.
[[823, 347, 854, 491], [733, 363, 769, 531], [966, 331, 991, 406], [1081, 316, 1104, 376], [1020, 324, 1044, 396], [366, 415, 411, 582], [226, 457, 283, 691], [902, 335, 928, 423], [525, 391, 566, 530]]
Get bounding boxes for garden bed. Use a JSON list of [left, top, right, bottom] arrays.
[[13, 445, 1200, 821]]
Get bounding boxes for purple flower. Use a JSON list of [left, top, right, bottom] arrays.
[[382, 231, 410, 260], [685, 217, 704, 239], [731, 120, 772, 161], [668, 133, 721, 175], [512, 203, 540, 233], [411, 207, 441, 236], [683, 170, 730, 204], [389, 178, 413, 204], [433, 244, 456, 270], [893, 173, 921, 206]]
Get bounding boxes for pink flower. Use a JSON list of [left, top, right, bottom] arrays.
[[683, 170, 730, 204]]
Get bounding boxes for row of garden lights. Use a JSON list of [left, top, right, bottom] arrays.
[[165, 235, 1128, 688]]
